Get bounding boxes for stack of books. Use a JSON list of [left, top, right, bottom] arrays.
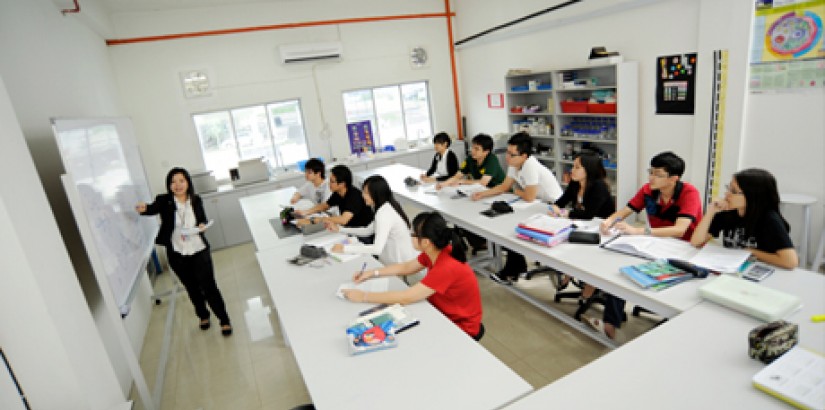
[[514, 214, 574, 247], [620, 260, 694, 291]]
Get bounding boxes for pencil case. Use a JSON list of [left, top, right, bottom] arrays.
[[748, 320, 798, 364], [568, 231, 600, 245]]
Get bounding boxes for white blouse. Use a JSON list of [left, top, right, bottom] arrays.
[[171, 198, 206, 256], [339, 203, 418, 266]]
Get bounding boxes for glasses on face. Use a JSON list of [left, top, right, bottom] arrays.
[[725, 184, 744, 195], [329, 179, 338, 185], [647, 168, 669, 179]]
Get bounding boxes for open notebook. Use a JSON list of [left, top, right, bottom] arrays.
[[600, 235, 698, 261]]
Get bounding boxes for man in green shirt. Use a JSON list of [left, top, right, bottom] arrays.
[[437, 133, 505, 188]]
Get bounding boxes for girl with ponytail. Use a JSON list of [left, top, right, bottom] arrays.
[[341, 211, 484, 340]]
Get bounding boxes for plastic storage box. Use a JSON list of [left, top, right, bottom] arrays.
[[587, 103, 617, 114], [560, 101, 588, 113]]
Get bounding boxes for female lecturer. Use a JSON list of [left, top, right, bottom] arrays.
[[137, 168, 232, 335]]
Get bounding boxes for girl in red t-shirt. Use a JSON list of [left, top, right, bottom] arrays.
[[341, 212, 484, 340]]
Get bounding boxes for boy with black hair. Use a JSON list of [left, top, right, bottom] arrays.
[[295, 165, 374, 228], [591, 151, 702, 339], [437, 133, 505, 189], [290, 158, 331, 205]]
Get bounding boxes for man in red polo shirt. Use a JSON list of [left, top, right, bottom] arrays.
[[590, 151, 702, 339]]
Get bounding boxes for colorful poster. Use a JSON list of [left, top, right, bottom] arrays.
[[655, 53, 698, 115], [750, 1, 825, 91], [347, 121, 375, 154]]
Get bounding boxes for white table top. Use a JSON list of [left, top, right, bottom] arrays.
[[256, 245, 533, 410], [505, 268, 825, 409], [356, 164, 705, 318], [239, 187, 298, 251]]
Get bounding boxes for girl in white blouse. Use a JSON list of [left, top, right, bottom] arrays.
[[327, 175, 420, 278]]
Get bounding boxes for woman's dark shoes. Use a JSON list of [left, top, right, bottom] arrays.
[[221, 324, 233, 336], [199, 319, 211, 330]]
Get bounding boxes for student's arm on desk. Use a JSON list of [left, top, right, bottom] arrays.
[[472, 177, 512, 201], [600, 207, 633, 234], [513, 183, 539, 202], [750, 248, 799, 270], [343, 282, 435, 305], [437, 171, 464, 189], [352, 259, 425, 283]]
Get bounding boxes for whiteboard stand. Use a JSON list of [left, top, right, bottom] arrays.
[[62, 174, 156, 410]]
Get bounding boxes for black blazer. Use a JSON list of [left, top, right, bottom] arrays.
[[425, 150, 459, 181], [140, 193, 210, 249]]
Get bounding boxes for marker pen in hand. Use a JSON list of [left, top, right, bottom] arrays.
[[358, 262, 367, 280], [608, 217, 623, 229]]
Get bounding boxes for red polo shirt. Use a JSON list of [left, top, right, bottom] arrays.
[[627, 181, 703, 241], [419, 246, 482, 337]]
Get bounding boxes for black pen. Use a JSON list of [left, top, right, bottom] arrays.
[[395, 320, 420, 335]]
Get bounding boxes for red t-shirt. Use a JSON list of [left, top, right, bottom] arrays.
[[418, 246, 482, 337], [627, 181, 703, 241]]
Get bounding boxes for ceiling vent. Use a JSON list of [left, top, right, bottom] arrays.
[[279, 42, 343, 64]]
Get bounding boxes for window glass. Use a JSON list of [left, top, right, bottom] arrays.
[[342, 82, 433, 150], [401, 82, 432, 145], [193, 100, 309, 180]]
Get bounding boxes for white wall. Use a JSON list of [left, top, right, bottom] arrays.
[[107, 0, 459, 195], [0, 0, 153, 398], [0, 75, 124, 409], [453, 0, 702, 189]]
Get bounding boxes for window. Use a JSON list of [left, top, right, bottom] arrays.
[[193, 100, 309, 180], [343, 81, 433, 149]]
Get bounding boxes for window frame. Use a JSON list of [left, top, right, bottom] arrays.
[[342, 80, 433, 149]]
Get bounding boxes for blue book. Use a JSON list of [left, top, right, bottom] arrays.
[[620, 260, 693, 291]]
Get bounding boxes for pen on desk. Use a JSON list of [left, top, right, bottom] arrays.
[[395, 320, 420, 335], [811, 314, 825, 323]]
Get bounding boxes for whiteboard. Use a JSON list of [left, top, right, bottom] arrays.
[[53, 117, 158, 314]]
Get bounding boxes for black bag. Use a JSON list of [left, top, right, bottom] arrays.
[[568, 230, 600, 245], [481, 201, 514, 217]]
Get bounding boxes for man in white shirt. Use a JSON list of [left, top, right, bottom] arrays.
[[471, 132, 562, 203], [291, 158, 331, 206], [471, 132, 563, 285]]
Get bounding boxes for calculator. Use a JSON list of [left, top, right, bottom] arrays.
[[742, 263, 775, 282]]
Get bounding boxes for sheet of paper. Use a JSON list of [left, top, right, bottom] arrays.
[[605, 235, 698, 260], [481, 193, 521, 204], [572, 218, 603, 232], [336, 278, 390, 299], [304, 233, 362, 263], [180, 220, 214, 236], [689, 243, 751, 272]]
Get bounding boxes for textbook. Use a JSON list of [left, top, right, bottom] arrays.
[[518, 214, 574, 235], [515, 226, 573, 247], [619, 260, 694, 290], [345, 304, 411, 355], [752, 346, 825, 410], [600, 235, 698, 261]]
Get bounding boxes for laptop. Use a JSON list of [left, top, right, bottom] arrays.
[[699, 275, 802, 322]]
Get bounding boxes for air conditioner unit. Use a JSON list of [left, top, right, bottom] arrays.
[[279, 42, 343, 64]]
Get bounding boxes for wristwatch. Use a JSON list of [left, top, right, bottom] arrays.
[[373, 270, 380, 278]]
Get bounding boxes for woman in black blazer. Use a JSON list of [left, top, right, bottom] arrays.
[[137, 168, 232, 335], [420, 132, 459, 183]]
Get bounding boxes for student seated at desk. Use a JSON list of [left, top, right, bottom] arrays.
[[594, 151, 703, 339], [341, 211, 484, 340], [290, 157, 331, 206], [470, 132, 563, 284], [327, 175, 419, 270], [546, 152, 615, 294], [690, 168, 798, 269], [295, 165, 374, 236], [420, 132, 459, 183], [437, 133, 506, 253]]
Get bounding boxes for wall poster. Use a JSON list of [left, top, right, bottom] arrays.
[[655, 53, 698, 115], [347, 120, 375, 154]]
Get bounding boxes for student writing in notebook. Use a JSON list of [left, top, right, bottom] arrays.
[[477, 132, 564, 284], [326, 175, 420, 278], [690, 168, 798, 269], [340, 212, 484, 341], [420, 132, 459, 183], [593, 152, 703, 339], [290, 157, 331, 206], [546, 152, 616, 299]]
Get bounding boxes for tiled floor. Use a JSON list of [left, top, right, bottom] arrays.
[[132, 242, 661, 410]]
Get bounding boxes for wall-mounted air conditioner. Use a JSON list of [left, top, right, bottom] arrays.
[[279, 42, 343, 64]]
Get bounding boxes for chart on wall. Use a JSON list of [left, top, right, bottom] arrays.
[[347, 120, 376, 154], [655, 53, 698, 115], [53, 117, 158, 315], [750, 0, 825, 91]]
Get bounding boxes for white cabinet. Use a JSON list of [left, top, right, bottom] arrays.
[[506, 62, 638, 203], [393, 152, 421, 168], [215, 190, 253, 247], [202, 196, 226, 249]]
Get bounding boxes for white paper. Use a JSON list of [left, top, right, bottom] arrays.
[[180, 220, 213, 236], [604, 235, 698, 260], [482, 193, 521, 204], [519, 214, 574, 234], [336, 278, 390, 299], [304, 233, 362, 263], [689, 243, 751, 272]]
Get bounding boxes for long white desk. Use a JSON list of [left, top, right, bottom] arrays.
[[354, 164, 705, 319], [239, 187, 297, 252], [505, 268, 825, 409], [256, 244, 533, 410]]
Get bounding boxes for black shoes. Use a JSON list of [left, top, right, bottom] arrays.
[[199, 319, 211, 330], [221, 324, 233, 336]]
